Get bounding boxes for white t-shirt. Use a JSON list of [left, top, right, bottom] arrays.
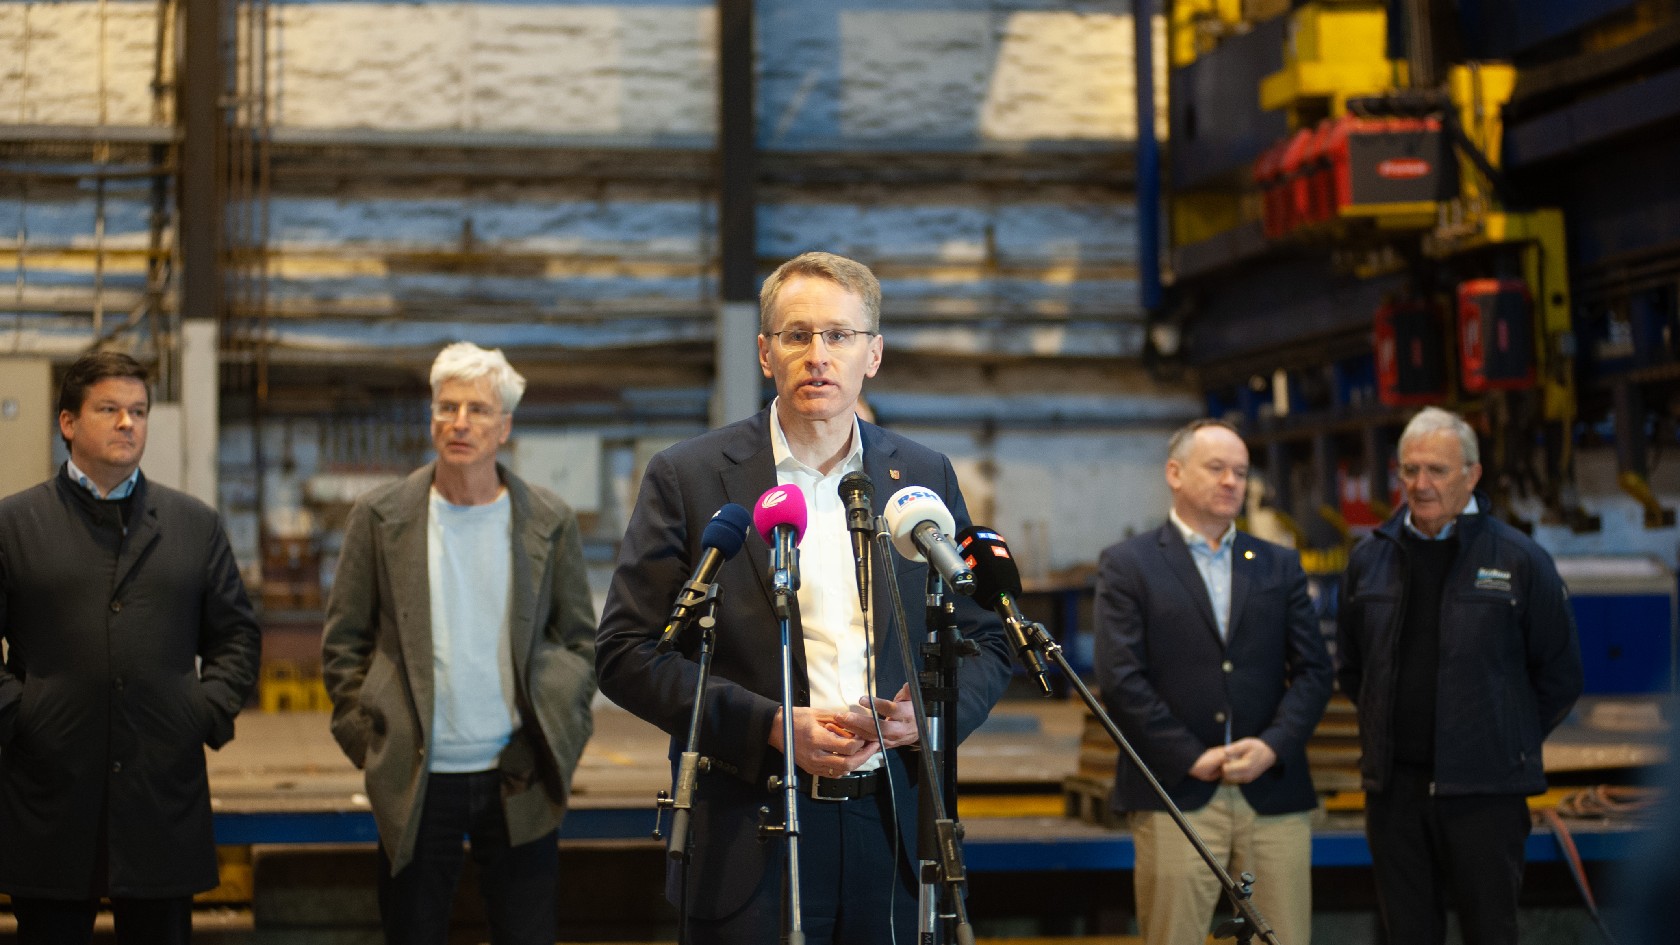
[[426, 487, 518, 773]]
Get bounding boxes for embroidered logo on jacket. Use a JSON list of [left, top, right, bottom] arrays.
[[1475, 567, 1513, 592]]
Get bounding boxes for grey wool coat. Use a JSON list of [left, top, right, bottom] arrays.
[[0, 468, 261, 897], [322, 463, 597, 873]]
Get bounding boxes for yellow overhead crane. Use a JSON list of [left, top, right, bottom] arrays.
[[1163, 0, 1599, 528]]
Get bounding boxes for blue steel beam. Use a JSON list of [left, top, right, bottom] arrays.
[[213, 810, 1646, 871], [1506, 64, 1680, 167]]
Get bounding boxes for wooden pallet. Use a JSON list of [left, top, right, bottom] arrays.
[[1071, 694, 1368, 806], [1063, 773, 1125, 828]]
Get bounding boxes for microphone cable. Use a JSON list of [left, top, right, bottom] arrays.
[[871, 520, 927, 945], [854, 539, 906, 945]]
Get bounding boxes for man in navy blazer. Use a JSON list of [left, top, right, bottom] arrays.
[[1094, 419, 1333, 945], [596, 252, 1012, 945]]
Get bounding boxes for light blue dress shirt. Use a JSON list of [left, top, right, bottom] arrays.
[[66, 458, 139, 500], [1169, 508, 1235, 643], [1403, 494, 1479, 540]]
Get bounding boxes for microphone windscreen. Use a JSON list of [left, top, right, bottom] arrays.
[[701, 503, 753, 559], [882, 486, 956, 562], [839, 470, 874, 506], [752, 483, 808, 545], [956, 524, 1023, 604]]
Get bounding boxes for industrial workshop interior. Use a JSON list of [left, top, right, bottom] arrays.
[[1, 0, 1677, 943]]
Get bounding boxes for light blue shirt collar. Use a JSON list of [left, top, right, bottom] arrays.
[[1168, 508, 1235, 645], [1403, 494, 1479, 540], [1168, 508, 1235, 554], [66, 459, 139, 501]]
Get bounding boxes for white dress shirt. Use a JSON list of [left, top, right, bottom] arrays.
[[768, 402, 881, 771]]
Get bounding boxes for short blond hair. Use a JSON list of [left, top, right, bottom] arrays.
[[758, 251, 882, 334]]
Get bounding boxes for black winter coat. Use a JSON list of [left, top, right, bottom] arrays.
[[1336, 496, 1582, 796], [0, 469, 260, 897]]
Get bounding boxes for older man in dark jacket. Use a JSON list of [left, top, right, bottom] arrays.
[[0, 351, 261, 945], [1338, 407, 1582, 945], [323, 342, 597, 945]]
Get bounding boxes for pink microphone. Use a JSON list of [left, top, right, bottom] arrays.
[[754, 483, 807, 593], [753, 483, 808, 545]]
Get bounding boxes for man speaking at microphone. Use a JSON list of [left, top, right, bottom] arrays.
[[1094, 419, 1332, 945], [596, 251, 1012, 944]]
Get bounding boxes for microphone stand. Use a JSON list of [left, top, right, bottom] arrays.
[[1014, 619, 1280, 945], [651, 582, 721, 945], [760, 529, 806, 945], [874, 526, 978, 945]]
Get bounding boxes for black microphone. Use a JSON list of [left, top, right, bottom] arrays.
[[838, 471, 875, 609], [656, 503, 753, 652], [883, 486, 976, 595], [957, 525, 1054, 696]]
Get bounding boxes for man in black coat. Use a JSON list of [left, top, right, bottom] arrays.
[[1338, 407, 1582, 945], [0, 351, 261, 945], [1094, 419, 1333, 945], [596, 252, 1012, 944]]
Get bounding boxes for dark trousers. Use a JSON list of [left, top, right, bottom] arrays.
[[1365, 765, 1532, 945], [377, 770, 559, 945], [11, 895, 192, 945], [685, 784, 918, 945]]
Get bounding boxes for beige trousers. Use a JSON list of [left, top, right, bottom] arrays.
[[1128, 783, 1313, 945]]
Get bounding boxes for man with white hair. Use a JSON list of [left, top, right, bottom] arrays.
[[323, 342, 598, 945], [1338, 406, 1582, 945]]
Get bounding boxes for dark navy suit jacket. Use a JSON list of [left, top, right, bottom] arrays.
[[595, 408, 1011, 918], [1094, 522, 1333, 815]]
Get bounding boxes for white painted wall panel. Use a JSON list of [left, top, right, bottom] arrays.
[[267, 4, 712, 133], [270, 4, 485, 129], [839, 10, 1161, 142], [840, 12, 991, 140], [982, 12, 1145, 141], [1, 3, 1161, 140], [0, 2, 167, 125]]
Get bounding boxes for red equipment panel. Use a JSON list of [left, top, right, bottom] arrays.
[[1327, 115, 1456, 211], [1458, 278, 1536, 392], [1376, 296, 1449, 406]]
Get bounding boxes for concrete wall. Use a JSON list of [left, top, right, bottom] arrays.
[[1, 0, 1191, 582], [1, 1, 1163, 138]]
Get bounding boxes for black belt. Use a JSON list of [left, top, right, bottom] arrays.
[[803, 769, 882, 801]]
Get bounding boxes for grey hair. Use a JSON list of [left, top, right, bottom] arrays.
[[429, 342, 527, 413], [1167, 418, 1242, 462], [759, 251, 882, 334], [1400, 406, 1479, 466]]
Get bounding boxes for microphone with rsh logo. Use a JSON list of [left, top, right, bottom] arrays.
[[753, 483, 807, 597], [656, 503, 753, 653], [957, 525, 1055, 696], [881, 486, 975, 595]]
